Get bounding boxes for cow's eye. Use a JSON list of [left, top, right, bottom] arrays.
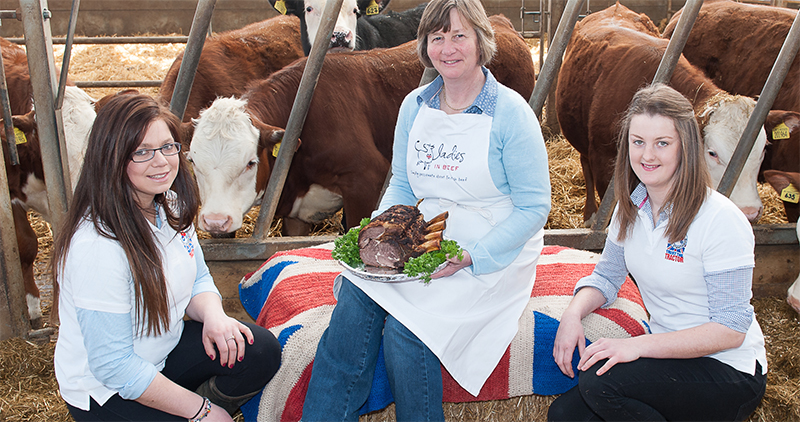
[[707, 150, 718, 158], [353, 7, 360, 15], [306, 6, 313, 12], [247, 160, 258, 170]]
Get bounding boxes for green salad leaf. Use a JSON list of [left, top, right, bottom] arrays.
[[331, 217, 371, 268], [403, 239, 464, 284]]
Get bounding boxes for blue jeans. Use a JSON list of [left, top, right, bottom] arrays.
[[302, 277, 444, 422], [548, 357, 766, 421]]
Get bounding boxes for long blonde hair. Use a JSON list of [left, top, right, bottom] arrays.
[[614, 84, 710, 243]]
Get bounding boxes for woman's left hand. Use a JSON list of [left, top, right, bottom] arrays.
[[577, 337, 641, 376], [202, 315, 254, 368], [431, 250, 472, 279]]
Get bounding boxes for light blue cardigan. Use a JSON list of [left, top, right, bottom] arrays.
[[377, 68, 551, 275]]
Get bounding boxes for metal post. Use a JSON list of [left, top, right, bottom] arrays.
[[169, 0, 217, 121], [529, 0, 585, 118], [0, 50, 19, 166], [0, 150, 30, 341], [652, 0, 701, 85], [718, 9, 800, 197], [55, 0, 80, 110], [375, 67, 440, 208], [19, 0, 70, 230], [253, 0, 345, 240], [591, 0, 703, 231]]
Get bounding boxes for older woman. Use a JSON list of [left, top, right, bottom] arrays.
[[301, 0, 550, 420]]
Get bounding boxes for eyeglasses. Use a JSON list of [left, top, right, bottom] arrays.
[[130, 142, 182, 163]]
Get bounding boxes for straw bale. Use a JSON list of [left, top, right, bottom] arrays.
[[52, 34, 185, 99]]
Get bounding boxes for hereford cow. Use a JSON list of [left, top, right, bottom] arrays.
[[158, 15, 304, 122], [767, 171, 800, 311], [270, 0, 425, 55], [556, 4, 767, 224], [2, 85, 96, 328], [188, 15, 535, 236], [663, 1, 800, 115]]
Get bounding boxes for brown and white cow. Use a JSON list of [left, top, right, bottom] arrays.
[[158, 15, 304, 122], [765, 170, 800, 311], [2, 34, 96, 327], [188, 15, 535, 236], [663, 0, 800, 114], [556, 4, 767, 224]]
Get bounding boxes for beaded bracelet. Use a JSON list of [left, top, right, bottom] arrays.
[[190, 397, 212, 422]]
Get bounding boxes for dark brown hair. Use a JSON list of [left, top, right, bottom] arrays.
[[416, 0, 496, 68], [51, 94, 198, 336], [614, 83, 710, 243]]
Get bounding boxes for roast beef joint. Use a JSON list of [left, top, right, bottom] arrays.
[[358, 204, 448, 273]]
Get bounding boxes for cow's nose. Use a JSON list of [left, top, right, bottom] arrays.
[[201, 213, 233, 233], [330, 31, 350, 48], [739, 206, 763, 222]]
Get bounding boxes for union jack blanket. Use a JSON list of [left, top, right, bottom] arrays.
[[238, 243, 649, 422]]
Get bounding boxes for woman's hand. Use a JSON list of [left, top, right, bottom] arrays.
[[552, 312, 586, 378], [201, 314, 254, 368], [430, 250, 472, 279], [577, 337, 641, 376]]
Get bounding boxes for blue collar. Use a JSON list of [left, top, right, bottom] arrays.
[[630, 182, 672, 227], [416, 67, 498, 116]]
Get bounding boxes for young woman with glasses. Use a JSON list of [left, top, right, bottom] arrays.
[[51, 94, 281, 422]]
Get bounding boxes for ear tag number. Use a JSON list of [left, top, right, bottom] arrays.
[[275, 0, 288, 15], [272, 142, 281, 157], [772, 122, 791, 140], [780, 184, 799, 203], [366, 0, 380, 15], [14, 127, 27, 145]]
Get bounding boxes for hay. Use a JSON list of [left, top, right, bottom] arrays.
[[4, 297, 796, 421]]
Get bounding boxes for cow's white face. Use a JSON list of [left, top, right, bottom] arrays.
[[61, 86, 96, 191], [703, 96, 767, 222], [304, 0, 359, 51], [189, 97, 261, 234]]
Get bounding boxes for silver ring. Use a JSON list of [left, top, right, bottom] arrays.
[[226, 336, 236, 341]]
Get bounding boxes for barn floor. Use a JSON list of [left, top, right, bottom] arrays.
[[2, 35, 798, 421]]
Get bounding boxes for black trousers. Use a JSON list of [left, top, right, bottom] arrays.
[[66, 320, 281, 421], [548, 357, 766, 422]]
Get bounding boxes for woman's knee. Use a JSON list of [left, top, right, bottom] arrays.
[[242, 322, 281, 380]]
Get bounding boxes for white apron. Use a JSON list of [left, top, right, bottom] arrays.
[[340, 103, 543, 396]]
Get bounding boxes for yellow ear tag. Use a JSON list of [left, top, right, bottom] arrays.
[[772, 122, 791, 140], [275, 0, 288, 15], [366, 0, 380, 15], [13, 127, 27, 145], [272, 142, 281, 157], [780, 184, 799, 203]]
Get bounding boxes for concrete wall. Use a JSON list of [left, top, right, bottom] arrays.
[[0, 0, 280, 37], [0, 0, 683, 38]]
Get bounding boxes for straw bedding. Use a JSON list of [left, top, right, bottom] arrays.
[[1, 36, 795, 421]]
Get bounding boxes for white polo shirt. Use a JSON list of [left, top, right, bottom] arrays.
[[608, 187, 767, 376]]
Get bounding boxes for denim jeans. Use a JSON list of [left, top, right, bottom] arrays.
[[548, 357, 766, 422], [302, 277, 444, 422]]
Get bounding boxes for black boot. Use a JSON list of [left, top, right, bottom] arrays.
[[195, 376, 261, 415]]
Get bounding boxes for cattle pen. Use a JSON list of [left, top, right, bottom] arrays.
[[0, 0, 799, 420]]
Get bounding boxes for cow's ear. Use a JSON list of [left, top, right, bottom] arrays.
[[11, 110, 36, 132], [270, 0, 302, 16], [765, 110, 800, 142], [358, 0, 387, 15], [764, 169, 800, 195], [181, 120, 196, 149]]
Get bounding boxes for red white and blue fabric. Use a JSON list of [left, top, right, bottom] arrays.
[[238, 243, 650, 422]]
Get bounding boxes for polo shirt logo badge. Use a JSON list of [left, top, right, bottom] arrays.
[[665, 238, 686, 263], [180, 231, 195, 258]]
